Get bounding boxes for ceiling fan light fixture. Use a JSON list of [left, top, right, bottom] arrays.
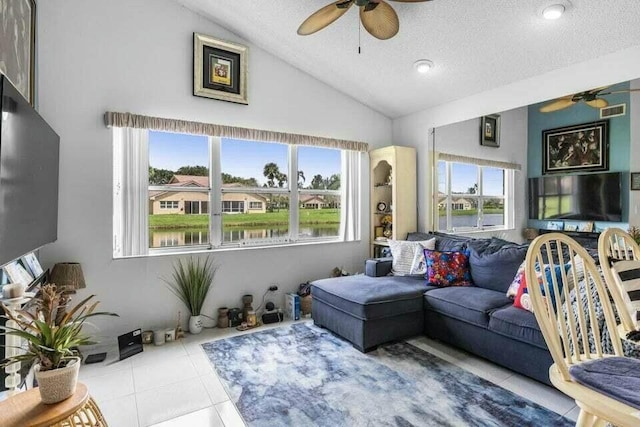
[[414, 59, 434, 74], [542, 4, 566, 20]]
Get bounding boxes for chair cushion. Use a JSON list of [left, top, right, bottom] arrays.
[[468, 244, 528, 292], [569, 357, 640, 410], [424, 287, 512, 328], [311, 275, 433, 320], [488, 306, 547, 350]]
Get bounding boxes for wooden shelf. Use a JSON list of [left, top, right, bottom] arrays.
[[369, 146, 417, 257]]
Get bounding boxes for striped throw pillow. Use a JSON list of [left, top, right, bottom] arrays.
[[389, 239, 436, 276], [611, 260, 640, 329]]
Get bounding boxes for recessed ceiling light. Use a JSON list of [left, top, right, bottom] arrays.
[[542, 4, 565, 20], [414, 59, 434, 74]]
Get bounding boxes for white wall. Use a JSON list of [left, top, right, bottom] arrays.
[[37, 0, 392, 338], [393, 45, 640, 241]]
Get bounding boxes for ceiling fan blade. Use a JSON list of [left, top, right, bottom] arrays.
[[387, 0, 431, 2], [297, 1, 353, 36], [539, 97, 576, 113], [585, 98, 608, 109], [360, 0, 399, 40]]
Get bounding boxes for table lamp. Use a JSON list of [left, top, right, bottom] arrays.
[[49, 262, 86, 292]]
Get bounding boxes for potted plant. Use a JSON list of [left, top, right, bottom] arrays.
[[1, 284, 118, 404], [164, 257, 217, 334]]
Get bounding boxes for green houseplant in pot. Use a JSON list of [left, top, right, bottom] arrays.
[[0, 284, 118, 403], [164, 257, 217, 334]]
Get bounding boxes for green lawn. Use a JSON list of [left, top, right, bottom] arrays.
[[149, 209, 340, 229]]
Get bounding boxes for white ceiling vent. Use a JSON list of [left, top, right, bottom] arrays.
[[600, 103, 626, 119]]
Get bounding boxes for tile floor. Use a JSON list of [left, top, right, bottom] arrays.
[[13, 320, 580, 426]]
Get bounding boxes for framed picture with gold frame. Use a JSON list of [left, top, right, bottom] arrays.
[[0, 0, 36, 105], [193, 33, 248, 105]]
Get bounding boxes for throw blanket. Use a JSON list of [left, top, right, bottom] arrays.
[[564, 277, 640, 358]]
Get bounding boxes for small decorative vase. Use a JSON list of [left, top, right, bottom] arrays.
[[34, 357, 80, 404], [217, 307, 229, 328], [242, 295, 254, 321], [383, 226, 392, 238], [189, 315, 203, 334]]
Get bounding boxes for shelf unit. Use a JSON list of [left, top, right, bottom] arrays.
[[370, 146, 417, 257]]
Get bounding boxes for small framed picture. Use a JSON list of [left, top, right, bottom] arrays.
[[21, 252, 43, 277], [547, 221, 564, 231], [480, 114, 501, 147], [193, 33, 248, 105], [374, 226, 384, 238], [3, 261, 33, 285], [577, 221, 594, 233], [631, 172, 640, 191], [564, 223, 578, 232]]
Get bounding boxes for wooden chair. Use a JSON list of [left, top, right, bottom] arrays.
[[526, 233, 640, 427], [598, 227, 640, 337]]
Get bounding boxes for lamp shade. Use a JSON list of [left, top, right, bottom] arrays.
[[49, 262, 86, 290]]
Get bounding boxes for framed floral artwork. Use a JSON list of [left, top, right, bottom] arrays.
[[193, 33, 248, 105], [542, 120, 609, 175]]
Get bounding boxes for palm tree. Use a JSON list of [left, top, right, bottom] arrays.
[[298, 171, 306, 189], [263, 163, 280, 188], [311, 174, 325, 190]]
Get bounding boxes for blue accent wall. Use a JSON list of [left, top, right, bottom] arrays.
[[527, 82, 631, 231]]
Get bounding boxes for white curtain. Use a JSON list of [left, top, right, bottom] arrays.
[[113, 128, 149, 257], [339, 151, 362, 241]]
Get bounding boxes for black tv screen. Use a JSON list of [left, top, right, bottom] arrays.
[[528, 172, 622, 222], [0, 76, 60, 266]]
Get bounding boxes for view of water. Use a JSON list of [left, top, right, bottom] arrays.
[[438, 213, 505, 231], [149, 225, 340, 248]]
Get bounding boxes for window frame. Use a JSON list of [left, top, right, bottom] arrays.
[[145, 136, 346, 255], [436, 160, 514, 233]]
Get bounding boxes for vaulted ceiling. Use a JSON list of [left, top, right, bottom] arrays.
[[178, 0, 640, 118]]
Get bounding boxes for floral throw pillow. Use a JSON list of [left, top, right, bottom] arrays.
[[424, 249, 472, 287]]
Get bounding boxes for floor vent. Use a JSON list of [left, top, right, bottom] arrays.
[[600, 103, 626, 119]]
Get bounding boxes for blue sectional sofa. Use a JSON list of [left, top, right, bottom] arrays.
[[311, 232, 555, 385]]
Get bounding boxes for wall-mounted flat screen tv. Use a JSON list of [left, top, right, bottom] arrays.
[[0, 75, 60, 266], [528, 172, 622, 222]]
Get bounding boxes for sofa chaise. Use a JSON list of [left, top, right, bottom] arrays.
[[311, 232, 555, 385]]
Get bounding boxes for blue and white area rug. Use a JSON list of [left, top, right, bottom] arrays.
[[202, 323, 572, 426]]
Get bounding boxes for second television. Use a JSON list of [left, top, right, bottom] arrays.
[[528, 172, 623, 222]]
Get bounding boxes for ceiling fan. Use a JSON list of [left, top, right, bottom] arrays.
[[297, 0, 431, 41], [539, 86, 640, 113]]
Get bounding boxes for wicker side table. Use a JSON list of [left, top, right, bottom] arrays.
[[0, 383, 107, 427]]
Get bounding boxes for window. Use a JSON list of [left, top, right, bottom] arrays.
[[159, 201, 179, 209], [222, 201, 245, 213], [113, 129, 361, 257], [436, 160, 514, 232], [297, 146, 341, 240]]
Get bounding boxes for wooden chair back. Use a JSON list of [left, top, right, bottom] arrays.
[[598, 227, 640, 333], [525, 233, 623, 381]]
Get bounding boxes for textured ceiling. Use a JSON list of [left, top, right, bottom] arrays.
[[177, 0, 640, 118]]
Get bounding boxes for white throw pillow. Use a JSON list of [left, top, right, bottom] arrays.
[[388, 239, 436, 276], [611, 259, 640, 329]]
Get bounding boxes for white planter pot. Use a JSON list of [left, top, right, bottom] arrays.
[[189, 315, 203, 334], [34, 357, 80, 404]]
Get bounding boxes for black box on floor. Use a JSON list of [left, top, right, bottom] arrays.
[[118, 329, 143, 361]]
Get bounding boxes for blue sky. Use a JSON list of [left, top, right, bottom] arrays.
[[438, 162, 504, 196], [149, 131, 341, 186]]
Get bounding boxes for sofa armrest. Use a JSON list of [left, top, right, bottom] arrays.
[[365, 257, 393, 277]]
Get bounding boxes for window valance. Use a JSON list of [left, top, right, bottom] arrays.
[[104, 112, 369, 152], [437, 152, 521, 171]]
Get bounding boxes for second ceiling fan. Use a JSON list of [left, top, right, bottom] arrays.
[[297, 0, 431, 41]]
